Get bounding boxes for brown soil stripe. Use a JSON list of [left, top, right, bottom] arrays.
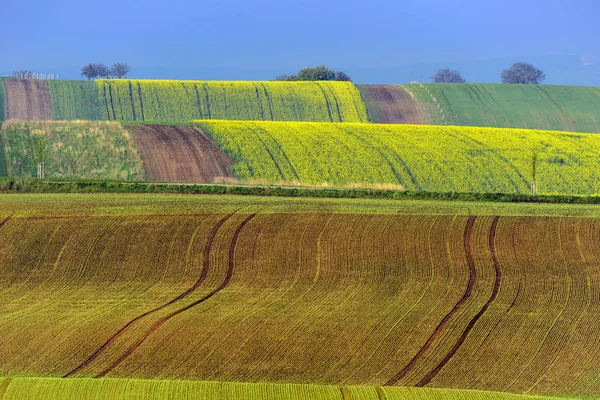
[[128, 124, 234, 183], [375, 387, 386, 400], [357, 85, 423, 124], [96, 213, 257, 377], [384, 216, 477, 386], [416, 216, 502, 386], [4, 79, 53, 120], [64, 213, 235, 377], [0, 378, 12, 399]]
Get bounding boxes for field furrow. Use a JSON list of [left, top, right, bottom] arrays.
[[0, 195, 599, 399]]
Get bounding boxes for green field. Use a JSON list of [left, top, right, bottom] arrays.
[[402, 83, 600, 132], [0, 121, 144, 180], [197, 120, 600, 195], [0, 377, 574, 400], [47, 80, 103, 120]]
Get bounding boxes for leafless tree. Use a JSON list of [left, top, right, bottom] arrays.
[[81, 64, 98, 80], [111, 63, 131, 79]]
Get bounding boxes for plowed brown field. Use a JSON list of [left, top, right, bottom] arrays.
[[127, 125, 233, 183], [0, 195, 599, 399], [357, 85, 423, 124], [4, 79, 52, 120]]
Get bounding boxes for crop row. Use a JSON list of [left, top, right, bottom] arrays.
[[197, 120, 600, 195], [0, 208, 598, 398], [402, 83, 600, 133], [0, 377, 570, 399], [96, 80, 368, 122]]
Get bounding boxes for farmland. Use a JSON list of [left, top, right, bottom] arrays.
[[96, 80, 368, 122], [197, 120, 600, 195], [399, 83, 600, 132], [0, 377, 574, 400], [0, 194, 599, 399], [0, 121, 144, 180], [126, 124, 233, 183], [0, 78, 368, 123], [3, 79, 52, 120], [47, 80, 103, 121]]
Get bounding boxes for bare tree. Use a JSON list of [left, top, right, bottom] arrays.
[[432, 69, 466, 83], [81, 64, 98, 80], [501, 62, 546, 84], [111, 63, 131, 79], [95, 63, 110, 79]]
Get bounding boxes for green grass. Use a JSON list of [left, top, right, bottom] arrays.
[[0, 377, 573, 400], [0, 121, 144, 180], [4, 192, 600, 219], [197, 120, 600, 196], [47, 80, 102, 120], [403, 83, 600, 132], [6, 178, 600, 206], [96, 79, 368, 122]]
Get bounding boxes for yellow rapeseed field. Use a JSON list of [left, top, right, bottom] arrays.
[[196, 121, 600, 195]]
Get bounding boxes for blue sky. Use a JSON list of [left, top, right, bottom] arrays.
[[1, 0, 599, 84]]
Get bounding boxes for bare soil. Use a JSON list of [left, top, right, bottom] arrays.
[[359, 85, 423, 124], [4, 79, 53, 120], [127, 125, 234, 183]]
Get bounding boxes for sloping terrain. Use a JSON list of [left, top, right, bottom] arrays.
[[357, 85, 423, 123], [47, 80, 103, 120], [96, 80, 368, 122], [127, 124, 233, 183], [0, 121, 144, 180], [401, 83, 600, 132], [3, 79, 53, 120], [0, 195, 599, 399], [198, 120, 600, 195], [0, 377, 573, 400]]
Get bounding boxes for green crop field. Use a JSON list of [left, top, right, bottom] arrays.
[[47, 80, 103, 120], [0, 121, 144, 180], [0, 377, 574, 400], [401, 83, 600, 132], [97, 79, 368, 122], [0, 194, 599, 400], [197, 120, 600, 195]]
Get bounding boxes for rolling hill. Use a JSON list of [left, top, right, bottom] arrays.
[[358, 83, 600, 132], [0, 78, 368, 123], [4, 120, 600, 196], [0, 194, 599, 399]]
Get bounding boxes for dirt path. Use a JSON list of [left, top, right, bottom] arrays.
[[4, 79, 53, 120], [358, 85, 423, 124], [385, 216, 477, 386], [127, 125, 234, 183]]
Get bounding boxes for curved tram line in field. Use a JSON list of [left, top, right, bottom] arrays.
[[64, 212, 253, 377]]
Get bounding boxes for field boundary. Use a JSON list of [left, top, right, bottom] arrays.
[[4, 178, 600, 205]]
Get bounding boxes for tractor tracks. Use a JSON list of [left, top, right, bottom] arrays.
[[385, 216, 478, 386], [64, 212, 250, 377], [386, 216, 502, 386]]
